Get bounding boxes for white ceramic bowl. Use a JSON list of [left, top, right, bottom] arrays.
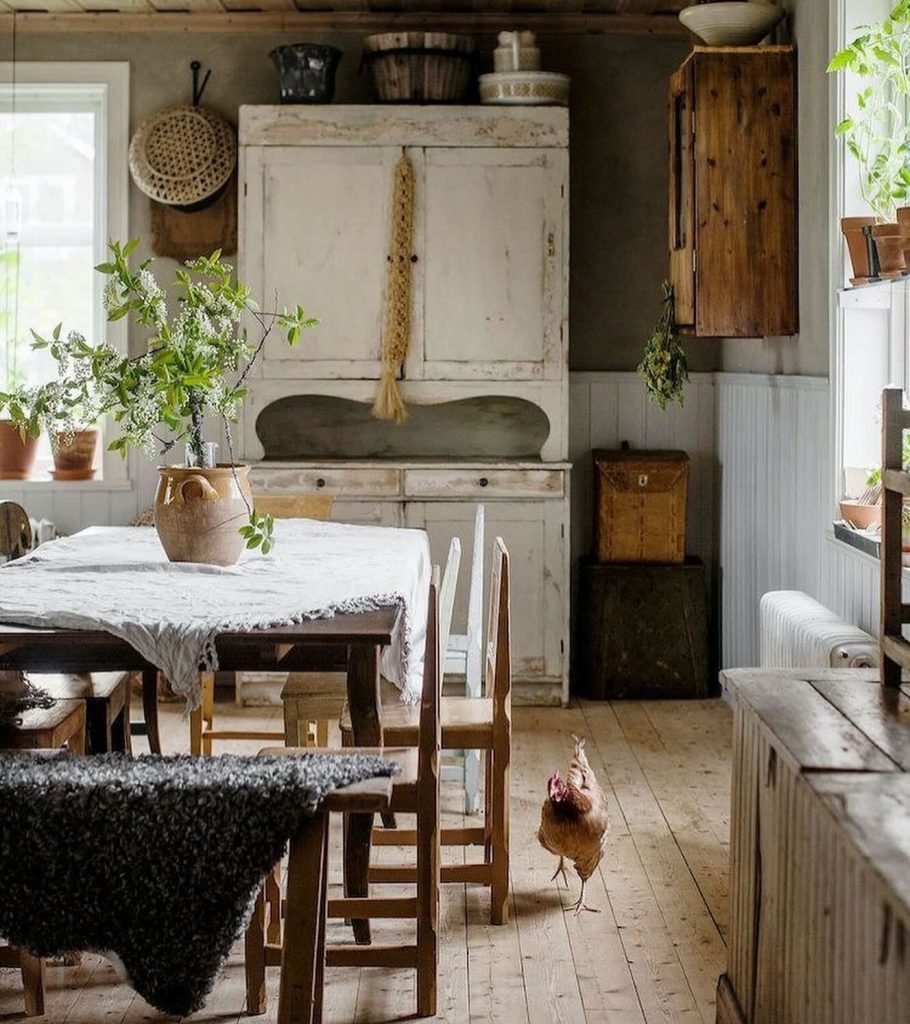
[[678, 1, 785, 46], [479, 71, 569, 106]]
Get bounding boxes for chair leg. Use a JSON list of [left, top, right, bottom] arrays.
[[85, 702, 109, 755], [312, 824, 329, 1024], [245, 885, 268, 1016], [266, 866, 283, 945], [490, 745, 511, 926], [201, 672, 215, 756], [141, 667, 162, 755], [464, 749, 482, 815], [19, 950, 44, 1017], [189, 705, 203, 756], [316, 719, 329, 747], [279, 813, 329, 1024], [343, 813, 374, 945], [120, 681, 133, 755]]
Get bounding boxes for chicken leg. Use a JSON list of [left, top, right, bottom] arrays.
[[567, 876, 601, 916], [550, 857, 569, 888]]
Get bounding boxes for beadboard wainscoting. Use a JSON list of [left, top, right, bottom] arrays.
[[715, 373, 830, 668]]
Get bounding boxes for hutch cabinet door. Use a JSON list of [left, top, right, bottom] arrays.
[[243, 145, 411, 380], [404, 500, 567, 698], [413, 147, 567, 383]]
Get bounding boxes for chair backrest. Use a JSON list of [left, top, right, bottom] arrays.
[[484, 538, 511, 709], [0, 502, 31, 563], [251, 494, 335, 520], [438, 538, 461, 672], [419, 571, 442, 786], [465, 505, 485, 696]]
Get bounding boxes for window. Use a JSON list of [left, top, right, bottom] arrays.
[[0, 62, 129, 484], [832, 0, 910, 513]]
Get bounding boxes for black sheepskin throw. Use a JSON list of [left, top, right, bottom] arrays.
[[0, 751, 398, 1015]]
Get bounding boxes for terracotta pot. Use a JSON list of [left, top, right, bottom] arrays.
[[154, 463, 252, 566], [872, 228, 907, 277], [51, 428, 98, 481], [897, 207, 910, 267], [842, 216, 881, 281], [0, 420, 39, 480], [839, 500, 881, 531]]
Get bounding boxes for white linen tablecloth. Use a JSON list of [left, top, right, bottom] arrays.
[[0, 521, 431, 708]]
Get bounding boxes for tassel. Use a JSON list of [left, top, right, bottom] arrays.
[[372, 369, 408, 424]]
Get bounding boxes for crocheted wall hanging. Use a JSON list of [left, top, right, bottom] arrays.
[[373, 151, 415, 424]]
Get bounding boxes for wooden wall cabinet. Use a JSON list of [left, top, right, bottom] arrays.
[[668, 45, 798, 338]]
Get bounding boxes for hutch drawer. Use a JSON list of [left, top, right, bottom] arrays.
[[403, 468, 564, 499], [252, 466, 401, 497]]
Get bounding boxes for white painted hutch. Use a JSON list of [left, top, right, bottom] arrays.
[[238, 105, 570, 705]]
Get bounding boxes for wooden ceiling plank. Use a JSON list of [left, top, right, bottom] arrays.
[[0, 8, 687, 31], [149, 0, 227, 12]]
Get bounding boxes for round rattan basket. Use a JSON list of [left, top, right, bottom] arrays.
[[129, 105, 237, 208]]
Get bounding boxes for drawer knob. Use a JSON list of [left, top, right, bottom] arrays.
[[478, 477, 489, 488], [315, 477, 326, 489]]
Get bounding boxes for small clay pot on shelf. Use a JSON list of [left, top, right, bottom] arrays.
[[0, 421, 39, 481], [872, 224, 907, 278], [51, 428, 99, 481]]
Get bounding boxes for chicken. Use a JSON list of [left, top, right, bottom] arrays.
[[537, 735, 609, 914]]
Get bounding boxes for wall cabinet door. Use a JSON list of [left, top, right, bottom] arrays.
[[404, 500, 566, 690], [412, 148, 567, 382], [244, 145, 405, 379]]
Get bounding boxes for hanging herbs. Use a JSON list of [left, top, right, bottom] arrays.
[[638, 281, 688, 411]]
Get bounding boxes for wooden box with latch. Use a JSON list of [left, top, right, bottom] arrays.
[[593, 448, 689, 563]]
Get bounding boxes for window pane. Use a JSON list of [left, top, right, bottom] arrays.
[[0, 107, 97, 471]]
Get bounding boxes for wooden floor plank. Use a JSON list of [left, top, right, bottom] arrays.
[[583, 701, 725, 1024], [0, 698, 730, 1024]]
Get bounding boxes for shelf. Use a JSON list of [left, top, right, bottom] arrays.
[[0, 9, 687, 35]]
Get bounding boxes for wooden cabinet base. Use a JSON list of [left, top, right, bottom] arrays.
[[715, 975, 746, 1024], [578, 558, 710, 700]]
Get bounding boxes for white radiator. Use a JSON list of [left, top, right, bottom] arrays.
[[760, 591, 878, 669]]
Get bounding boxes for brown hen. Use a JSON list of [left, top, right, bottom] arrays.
[[537, 735, 609, 914]]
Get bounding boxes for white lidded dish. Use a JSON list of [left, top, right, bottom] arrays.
[[479, 71, 569, 106]]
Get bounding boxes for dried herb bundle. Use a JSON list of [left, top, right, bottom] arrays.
[[638, 281, 688, 412]]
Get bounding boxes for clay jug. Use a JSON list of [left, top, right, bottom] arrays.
[[154, 464, 252, 566]]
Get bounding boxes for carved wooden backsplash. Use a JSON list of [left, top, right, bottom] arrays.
[[255, 394, 551, 460]]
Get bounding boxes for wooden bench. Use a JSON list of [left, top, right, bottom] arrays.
[[718, 668, 910, 1024], [0, 699, 86, 755], [33, 673, 131, 754]]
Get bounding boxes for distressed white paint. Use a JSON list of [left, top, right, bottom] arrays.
[[239, 104, 569, 150]]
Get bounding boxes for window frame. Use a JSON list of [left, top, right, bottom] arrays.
[[0, 61, 130, 490]]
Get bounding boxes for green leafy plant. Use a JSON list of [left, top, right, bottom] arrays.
[[638, 281, 688, 411], [0, 382, 48, 440], [29, 240, 318, 551], [828, 0, 910, 219]]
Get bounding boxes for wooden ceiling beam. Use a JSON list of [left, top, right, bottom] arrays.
[[0, 9, 687, 34]]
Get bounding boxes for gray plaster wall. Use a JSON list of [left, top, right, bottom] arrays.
[[2, 28, 703, 372]]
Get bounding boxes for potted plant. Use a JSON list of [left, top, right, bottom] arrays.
[[638, 281, 688, 411], [829, 1, 910, 278], [31, 240, 316, 564], [0, 385, 44, 480]]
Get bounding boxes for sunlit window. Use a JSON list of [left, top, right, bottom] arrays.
[[0, 64, 128, 483]]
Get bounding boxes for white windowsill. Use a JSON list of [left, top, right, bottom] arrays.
[[827, 526, 910, 583], [0, 479, 133, 493]]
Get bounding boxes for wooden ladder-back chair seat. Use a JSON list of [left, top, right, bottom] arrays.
[[191, 493, 335, 755], [32, 672, 131, 754], [247, 578, 441, 1021], [340, 537, 512, 924]]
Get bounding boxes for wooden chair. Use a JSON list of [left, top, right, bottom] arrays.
[[245, 773, 395, 1024], [341, 538, 511, 924], [0, 500, 32, 562], [0, 946, 44, 1016], [30, 672, 131, 754], [248, 578, 441, 1020], [190, 493, 335, 755], [441, 505, 484, 813], [881, 385, 910, 686]]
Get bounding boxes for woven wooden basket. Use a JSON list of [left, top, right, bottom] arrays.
[[363, 32, 476, 103], [129, 105, 237, 208]]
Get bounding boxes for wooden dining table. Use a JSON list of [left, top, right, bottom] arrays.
[[0, 610, 395, 754]]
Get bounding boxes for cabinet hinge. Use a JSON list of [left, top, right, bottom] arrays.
[[692, 249, 697, 275], [244, 182, 248, 196], [691, 110, 696, 136], [560, 523, 565, 539], [560, 639, 565, 654]]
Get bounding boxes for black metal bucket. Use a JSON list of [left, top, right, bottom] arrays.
[[270, 44, 342, 104]]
